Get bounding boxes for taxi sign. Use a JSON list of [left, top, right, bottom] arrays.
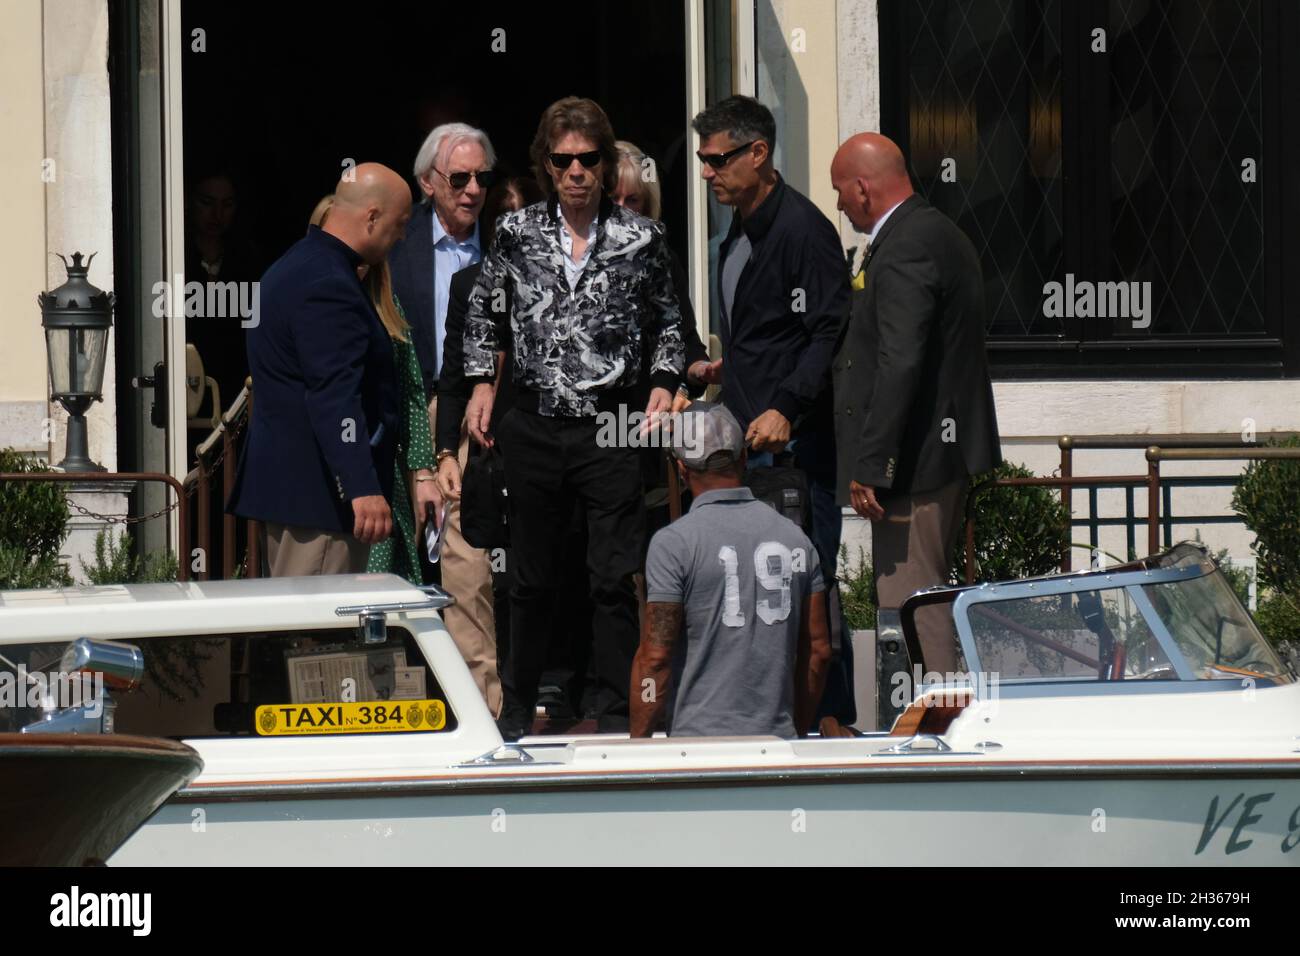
[[255, 699, 447, 736]]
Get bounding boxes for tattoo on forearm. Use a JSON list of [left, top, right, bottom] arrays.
[[646, 603, 683, 650], [632, 604, 682, 737]]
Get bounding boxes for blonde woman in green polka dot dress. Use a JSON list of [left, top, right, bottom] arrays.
[[367, 300, 439, 583], [308, 195, 440, 584]]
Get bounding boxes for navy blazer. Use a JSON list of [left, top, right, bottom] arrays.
[[388, 203, 441, 402], [227, 227, 400, 533]]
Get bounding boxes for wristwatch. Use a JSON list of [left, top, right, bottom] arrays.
[[435, 449, 458, 464]]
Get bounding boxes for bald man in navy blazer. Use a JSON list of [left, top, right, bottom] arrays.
[[228, 164, 412, 576]]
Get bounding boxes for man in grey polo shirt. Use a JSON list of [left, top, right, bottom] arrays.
[[630, 402, 831, 739]]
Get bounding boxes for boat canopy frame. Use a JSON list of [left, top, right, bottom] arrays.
[[899, 543, 1288, 688]]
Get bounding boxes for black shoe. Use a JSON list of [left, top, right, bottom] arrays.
[[536, 684, 574, 719], [496, 716, 529, 743], [496, 702, 533, 742]]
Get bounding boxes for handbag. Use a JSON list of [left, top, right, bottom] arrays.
[[459, 445, 510, 549], [743, 461, 813, 536]]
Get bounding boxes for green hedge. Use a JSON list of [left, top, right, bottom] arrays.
[[80, 529, 179, 584], [0, 449, 71, 589], [1233, 437, 1300, 651], [0, 447, 179, 590], [1232, 436, 1300, 595], [838, 544, 877, 631]]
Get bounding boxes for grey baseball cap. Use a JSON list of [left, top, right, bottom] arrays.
[[669, 400, 746, 471]]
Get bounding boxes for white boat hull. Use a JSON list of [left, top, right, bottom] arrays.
[[5, 559, 1296, 868], [113, 764, 1300, 866]]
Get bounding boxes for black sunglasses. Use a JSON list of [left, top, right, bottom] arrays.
[[435, 168, 496, 190], [696, 140, 757, 169], [548, 150, 602, 170]]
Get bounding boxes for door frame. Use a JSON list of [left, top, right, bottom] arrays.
[[161, 0, 187, 526]]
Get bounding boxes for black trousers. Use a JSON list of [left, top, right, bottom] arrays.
[[496, 407, 643, 731], [491, 509, 594, 718]]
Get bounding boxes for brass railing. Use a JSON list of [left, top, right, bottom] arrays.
[[963, 440, 1300, 584], [0, 470, 191, 581], [185, 381, 258, 579], [963, 473, 1154, 585]]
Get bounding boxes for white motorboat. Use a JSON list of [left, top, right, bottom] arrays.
[[1, 543, 1296, 866]]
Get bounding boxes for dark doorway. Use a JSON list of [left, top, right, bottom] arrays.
[[175, 2, 688, 577], [179, 2, 690, 268]]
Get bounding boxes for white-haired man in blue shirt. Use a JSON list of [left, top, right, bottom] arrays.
[[389, 121, 501, 717]]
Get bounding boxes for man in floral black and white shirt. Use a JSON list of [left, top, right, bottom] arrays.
[[463, 96, 684, 739]]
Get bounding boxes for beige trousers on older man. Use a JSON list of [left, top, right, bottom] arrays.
[[427, 395, 502, 718]]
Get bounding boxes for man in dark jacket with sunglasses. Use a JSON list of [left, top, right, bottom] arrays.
[[691, 95, 855, 729]]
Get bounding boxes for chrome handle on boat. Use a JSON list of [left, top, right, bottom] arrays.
[[336, 589, 456, 644], [335, 590, 456, 618], [883, 734, 952, 755], [459, 745, 535, 766], [416, 584, 457, 608]]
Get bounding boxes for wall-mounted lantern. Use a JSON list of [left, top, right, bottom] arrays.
[[38, 252, 114, 472]]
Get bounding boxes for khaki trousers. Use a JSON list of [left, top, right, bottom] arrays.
[[428, 395, 502, 718], [265, 522, 369, 577], [872, 478, 968, 675]]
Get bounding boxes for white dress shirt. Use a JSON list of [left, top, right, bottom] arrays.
[[867, 198, 906, 246]]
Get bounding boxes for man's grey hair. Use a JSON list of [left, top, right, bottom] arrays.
[[413, 122, 497, 203]]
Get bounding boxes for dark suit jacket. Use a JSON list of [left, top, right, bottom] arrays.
[[436, 262, 512, 450], [227, 227, 399, 532], [832, 194, 1001, 503], [388, 202, 452, 402]]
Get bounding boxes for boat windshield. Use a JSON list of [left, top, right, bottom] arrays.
[[958, 548, 1293, 684], [1142, 570, 1290, 682], [965, 586, 1176, 682]]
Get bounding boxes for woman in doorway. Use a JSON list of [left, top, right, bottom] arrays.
[[308, 196, 440, 584], [610, 141, 713, 525], [611, 140, 715, 404]]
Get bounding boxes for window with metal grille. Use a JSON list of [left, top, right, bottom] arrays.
[[879, 0, 1298, 378]]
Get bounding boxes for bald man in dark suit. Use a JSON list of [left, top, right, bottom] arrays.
[[830, 134, 1001, 674]]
